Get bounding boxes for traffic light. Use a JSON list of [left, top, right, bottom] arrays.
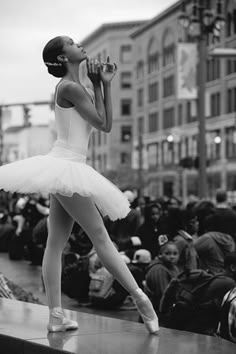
[[194, 156, 210, 169], [179, 157, 194, 168], [22, 105, 31, 127]]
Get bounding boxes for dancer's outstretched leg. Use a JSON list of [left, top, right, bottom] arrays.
[[42, 194, 78, 332], [55, 193, 159, 334]]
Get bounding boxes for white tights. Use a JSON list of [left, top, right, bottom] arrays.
[[42, 194, 139, 309]]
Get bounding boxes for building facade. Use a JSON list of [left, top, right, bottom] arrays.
[[80, 21, 146, 189], [131, 0, 236, 202], [2, 124, 53, 163]]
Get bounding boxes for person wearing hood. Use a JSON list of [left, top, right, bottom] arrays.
[[194, 213, 235, 274]]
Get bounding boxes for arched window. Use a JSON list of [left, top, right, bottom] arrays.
[[147, 37, 159, 74], [162, 28, 175, 67]]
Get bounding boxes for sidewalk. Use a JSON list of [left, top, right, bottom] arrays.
[[0, 252, 138, 322]]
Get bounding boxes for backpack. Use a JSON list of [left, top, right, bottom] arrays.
[[89, 267, 115, 304], [159, 269, 220, 332], [217, 287, 236, 343], [61, 253, 90, 302]]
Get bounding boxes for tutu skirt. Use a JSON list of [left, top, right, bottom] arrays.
[[0, 144, 130, 221]]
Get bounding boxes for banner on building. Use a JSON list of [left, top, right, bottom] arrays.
[[177, 43, 197, 99]]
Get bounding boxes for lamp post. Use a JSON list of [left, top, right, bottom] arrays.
[[178, 0, 225, 198], [137, 117, 144, 197]]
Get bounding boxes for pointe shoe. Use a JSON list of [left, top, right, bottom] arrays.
[[47, 307, 78, 332], [133, 289, 159, 334]]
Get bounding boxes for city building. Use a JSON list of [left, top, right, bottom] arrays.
[[131, 0, 236, 202], [80, 21, 146, 189], [2, 124, 53, 164]]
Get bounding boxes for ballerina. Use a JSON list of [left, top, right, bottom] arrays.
[[0, 35, 159, 334]]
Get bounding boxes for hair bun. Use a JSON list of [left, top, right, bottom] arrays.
[[158, 234, 169, 247]]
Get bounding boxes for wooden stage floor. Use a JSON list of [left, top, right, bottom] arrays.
[[0, 298, 235, 354]]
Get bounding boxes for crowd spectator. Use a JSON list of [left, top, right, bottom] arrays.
[[0, 209, 15, 252], [145, 238, 180, 319], [194, 213, 235, 274], [136, 203, 166, 259], [194, 200, 216, 236], [17, 193, 49, 261], [171, 208, 199, 271], [129, 249, 152, 290], [2, 188, 236, 340], [213, 189, 236, 242]]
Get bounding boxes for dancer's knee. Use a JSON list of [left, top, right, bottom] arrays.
[[46, 232, 67, 252], [87, 224, 109, 245]]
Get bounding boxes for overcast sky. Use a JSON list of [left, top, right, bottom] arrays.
[[0, 0, 177, 125]]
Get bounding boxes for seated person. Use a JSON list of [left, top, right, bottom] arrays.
[[145, 236, 180, 320]]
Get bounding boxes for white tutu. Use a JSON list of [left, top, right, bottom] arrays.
[[0, 145, 130, 221]]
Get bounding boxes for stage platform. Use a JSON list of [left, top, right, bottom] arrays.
[[0, 298, 235, 354]]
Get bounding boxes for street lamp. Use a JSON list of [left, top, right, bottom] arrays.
[[178, 0, 225, 198]]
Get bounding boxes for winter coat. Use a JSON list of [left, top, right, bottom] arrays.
[[194, 231, 235, 274], [145, 258, 180, 313]]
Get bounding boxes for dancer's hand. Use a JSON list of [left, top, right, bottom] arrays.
[[86, 58, 101, 85], [100, 56, 117, 83]]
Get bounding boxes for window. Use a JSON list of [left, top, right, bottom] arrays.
[[162, 140, 174, 165], [227, 59, 236, 75], [97, 130, 101, 146], [206, 130, 221, 161], [163, 44, 175, 67], [206, 58, 220, 81], [210, 92, 221, 117], [227, 87, 236, 113], [163, 75, 175, 97], [120, 45, 132, 63], [234, 9, 236, 34], [178, 103, 183, 125], [163, 107, 175, 129], [103, 132, 107, 145], [103, 154, 107, 170], [147, 37, 159, 74], [148, 112, 158, 132], [187, 101, 197, 123], [147, 143, 158, 168], [121, 125, 132, 142], [138, 116, 144, 135], [121, 99, 131, 115], [226, 127, 236, 159], [120, 152, 129, 164], [148, 82, 158, 103], [120, 72, 132, 89], [226, 13, 232, 37], [136, 60, 144, 79], [91, 131, 96, 147], [148, 52, 159, 74], [96, 154, 101, 171], [137, 88, 143, 107]]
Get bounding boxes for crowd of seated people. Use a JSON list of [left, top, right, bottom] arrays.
[[0, 188, 236, 342]]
